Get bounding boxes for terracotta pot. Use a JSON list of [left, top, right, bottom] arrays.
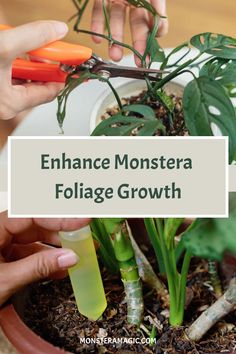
[[0, 287, 71, 354], [0, 276, 235, 354]]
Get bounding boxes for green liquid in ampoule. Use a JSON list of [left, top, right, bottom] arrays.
[[59, 226, 107, 321]]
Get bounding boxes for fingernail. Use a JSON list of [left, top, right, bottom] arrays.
[[159, 0, 166, 15], [110, 46, 122, 62], [57, 250, 78, 269], [53, 21, 69, 36]]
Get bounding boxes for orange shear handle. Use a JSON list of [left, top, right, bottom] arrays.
[[0, 24, 92, 82], [13, 59, 68, 83]]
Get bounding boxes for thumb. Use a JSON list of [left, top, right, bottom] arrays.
[[0, 21, 68, 63], [0, 248, 78, 305]]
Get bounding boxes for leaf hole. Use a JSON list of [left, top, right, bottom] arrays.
[[208, 105, 221, 116], [211, 122, 223, 136], [200, 35, 205, 44]]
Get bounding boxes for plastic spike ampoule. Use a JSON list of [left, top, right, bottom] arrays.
[[59, 226, 107, 320]]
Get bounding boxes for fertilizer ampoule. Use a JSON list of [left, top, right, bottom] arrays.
[[59, 226, 107, 321]]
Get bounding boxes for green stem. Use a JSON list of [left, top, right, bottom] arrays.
[[73, 0, 89, 29], [175, 237, 185, 264], [71, 0, 80, 11], [102, 0, 111, 39], [171, 251, 191, 326], [106, 80, 123, 111], [142, 15, 159, 67], [91, 219, 119, 274], [188, 56, 214, 69], [144, 218, 165, 273], [154, 53, 202, 91], [114, 230, 144, 326], [76, 28, 143, 61], [208, 260, 222, 298], [149, 326, 157, 346], [155, 219, 178, 319], [165, 48, 191, 69]]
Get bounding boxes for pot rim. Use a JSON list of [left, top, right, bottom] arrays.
[[0, 304, 71, 354]]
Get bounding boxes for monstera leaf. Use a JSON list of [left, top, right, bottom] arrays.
[[144, 32, 165, 64], [91, 104, 165, 136], [190, 33, 236, 59], [183, 76, 236, 162], [200, 58, 236, 96], [183, 194, 236, 261]]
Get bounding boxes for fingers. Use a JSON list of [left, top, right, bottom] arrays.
[[0, 21, 68, 64], [9, 82, 65, 118], [0, 247, 77, 306], [0, 77, 64, 121], [0, 211, 91, 249], [109, 1, 126, 61], [91, 0, 104, 43], [0, 21, 68, 120], [129, 7, 149, 66], [5, 242, 57, 260], [151, 0, 168, 37], [12, 229, 61, 246]]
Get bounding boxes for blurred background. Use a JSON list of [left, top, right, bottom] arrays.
[[0, 0, 235, 57]]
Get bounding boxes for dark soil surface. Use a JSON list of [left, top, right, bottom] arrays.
[[22, 257, 236, 354], [101, 91, 188, 137]]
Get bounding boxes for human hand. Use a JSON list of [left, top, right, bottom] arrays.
[[0, 211, 90, 306], [0, 21, 69, 120], [91, 0, 168, 63]]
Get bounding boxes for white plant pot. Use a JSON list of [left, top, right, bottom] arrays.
[[89, 77, 225, 137], [90, 78, 186, 134]]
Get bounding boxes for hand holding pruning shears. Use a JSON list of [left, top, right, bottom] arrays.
[[0, 211, 90, 307], [0, 7, 168, 121], [0, 21, 69, 120]]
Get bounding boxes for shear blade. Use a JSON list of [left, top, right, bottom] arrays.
[[91, 62, 168, 81]]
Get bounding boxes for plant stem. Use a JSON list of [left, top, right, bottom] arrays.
[[186, 279, 236, 341], [150, 326, 157, 346], [188, 56, 214, 69], [155, 219, 178, 324], [208, 260, 222, 298], [102, 219, 144, 326], [144, 218, 165, 273], [114, 230, 144, 326], [106, 80, 123, 111], [154, 53, 202, 91], [102, 0, 111, 39], [165, 48, 191, 69], [91, 219, 119, 274], [76, 28, 143, 61], [142, 15, 159, 67], [73, 0, 89, 29], [128, 224, 167, 298], [173, 251, 191, 326]]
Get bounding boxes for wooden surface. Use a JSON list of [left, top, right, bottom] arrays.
[[0, 0, 235, 58], [0, 0, 235, 148]]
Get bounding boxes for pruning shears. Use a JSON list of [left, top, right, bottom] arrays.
[[0, 24, 167, 83]]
